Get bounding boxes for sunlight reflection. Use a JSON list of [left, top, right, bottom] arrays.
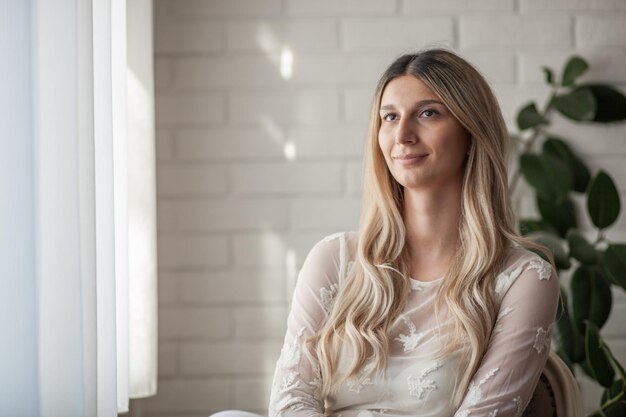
[[280, 48, 294, 79], [283, 141, 296, 160]]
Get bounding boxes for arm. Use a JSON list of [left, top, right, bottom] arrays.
[[268, 234, 343, 417], [454, 255, 560, 417]]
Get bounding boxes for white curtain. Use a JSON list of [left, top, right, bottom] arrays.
[[0, 0, 157, 415]]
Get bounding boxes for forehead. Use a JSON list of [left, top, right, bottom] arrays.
[[380, 75, 440, 106]]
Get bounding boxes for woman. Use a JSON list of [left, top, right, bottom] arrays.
[[221, 48, 560, 417]]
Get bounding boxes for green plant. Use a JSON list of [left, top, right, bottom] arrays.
[[510, 56, 626, 416]]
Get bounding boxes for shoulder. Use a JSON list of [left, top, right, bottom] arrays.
[[494, 246, 558, 302]]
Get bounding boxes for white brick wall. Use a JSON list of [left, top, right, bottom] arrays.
[[137, 1, 626, 415]]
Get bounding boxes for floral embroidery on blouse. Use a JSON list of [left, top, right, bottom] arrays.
[[320, 283, 339, 314], [513, 395, 524, 417], [357, 411, 374, 417], [495, 265, 523, 297], [395, 316, 425, 352], [527, 258, 552, 281], [533, 324, 553, 354], [407, 362, 443, 399], [455, 410, 471, 417], [488, 410, 499, 417], [347, 359, 375, 394], [494, 306, 514, 333], [278, 327, 305, 368], [466, 367, 499, 405]]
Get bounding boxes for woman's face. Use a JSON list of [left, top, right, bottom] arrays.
[[378, 75, 471, 191]]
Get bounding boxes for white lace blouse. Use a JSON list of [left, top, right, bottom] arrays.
[[268, 231, 560, 417]]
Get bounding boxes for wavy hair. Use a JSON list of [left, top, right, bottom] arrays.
[[307, 48, 554, 405]]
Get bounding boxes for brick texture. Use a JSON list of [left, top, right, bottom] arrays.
[[144, 2, 626, 416]]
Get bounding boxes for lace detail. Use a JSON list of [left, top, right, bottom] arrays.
[[357, 411, 374, 417], [346, 359, 375, 394], [488, 410, 499, 417], [320, 283, 339, 314], [455, 410, 470, 417], [395, 316, 425, 352], [466, 367, 499, 405], [533, 324, 553, 354], [494, 307, 514, 333], [278, 327, 304, 368], [528, 258, 552, 281], [513, 396, 524, 417], [407, 362, 443, 399], [495, 265, 523, 297]]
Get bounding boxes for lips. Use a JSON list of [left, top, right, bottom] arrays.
[[393, 154, 429, 160]]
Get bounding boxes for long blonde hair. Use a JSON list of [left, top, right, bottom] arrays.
[[308, 48, 553, 404]]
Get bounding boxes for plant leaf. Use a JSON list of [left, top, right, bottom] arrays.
[[517, 102, 547, 131], [542, 66, 554, 85], [577, 84, 626, 123], [561, 56, 589, 87], [554, 289, 585, 363], [603, 244, 626, 291], [543, 136, 591, 193], [538, 196, 577, 238], [585, 320, 615, 388], [520, 152, 572, 202], [528, 231, 570, 270], [567, 229, 597, 265], [518, 219, 558, 236], [553, 88, 597, 121], [588, 171, 621, 229]]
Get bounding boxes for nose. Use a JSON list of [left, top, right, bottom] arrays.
[[395, 118, 417, 144]]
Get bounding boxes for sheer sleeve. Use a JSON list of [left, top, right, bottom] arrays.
[[268, 233, 345, 417], [454, 253, 560, 417]]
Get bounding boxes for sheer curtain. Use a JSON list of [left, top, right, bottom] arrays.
[[0, 0, 156, 415]]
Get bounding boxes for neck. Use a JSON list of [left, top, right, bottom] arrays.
[[402, 179, 463, 266]]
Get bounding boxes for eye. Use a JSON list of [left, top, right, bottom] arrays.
[[382, 113, 398, 122], [420, 108, 439, 118]]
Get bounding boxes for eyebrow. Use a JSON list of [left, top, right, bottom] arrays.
[[380, 99, 444, 111]]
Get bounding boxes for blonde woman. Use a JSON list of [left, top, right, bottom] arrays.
[[216, 49, 560, 417]]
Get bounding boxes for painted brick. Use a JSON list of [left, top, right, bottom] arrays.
[[158, 0, 281, 18], [230, 162, 343, 195], [158, 342, 178, 377], [157, 163, 227, 196], [174, 199, 289, 231], [286, 0, 396, 16], [342, 17, 454, 52], [520, 0, 626, 12], [403, 0, 514, 13], [155, 129, 173, 160], [154, 58, 172, 90], [229, 90, 340, 127], [234, 305, 288, 340], [290, 197, 361, 230], [521, 49, 626, 84], [290, 52, 394, 85], [232, 232, 334, 268], [176, 126, 366, 161], [155, 20, 223, 54], [459, 16, 572, 48], [289, 127, 366, 158], [346, 161, 363, 196], [344, 88, 376, 125], [540, 113, 626, 156], [157, 200, 176, 231], [601, 302, 626, 338], [155, 93, 224, 127], [172, 55, 284, 90], [176, 128, 284, 161], [456, 49, 516, 84], [233, 377, 273, 411], [159, 306, 232, 340], [489, 83, 551, 130], [580, 155, 626, 193], [227, 19, 337, 51], [142, 379, 231, 412], [577, 15, 626, 47], [179, 269, 288, 304], [157, 272, 178, 305], [180, 341, 281, 375], [157, 235, 229, 268]]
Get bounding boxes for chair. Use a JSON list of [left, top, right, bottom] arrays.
[[522, 351, 584, 417]]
